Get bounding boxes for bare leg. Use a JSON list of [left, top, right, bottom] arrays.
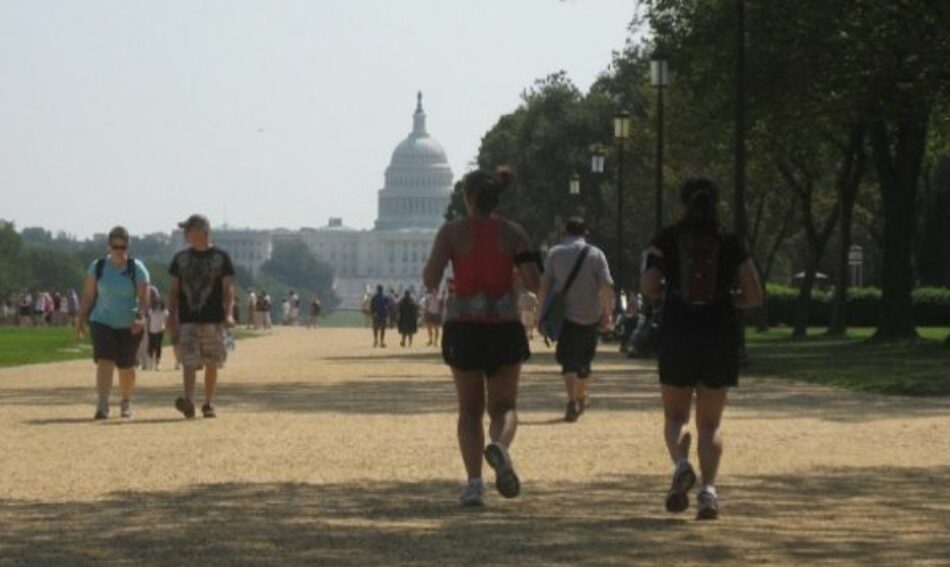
[[661, 385, 693, 464], [204, 365, 219, 405], [96, 360, 115, 406], [695, 386, 728, 486], [183, 367, 197, 402], [452, 368, 486, 481], [486, 364, 520, 447], [574, 376, 589, 401], [562, 373, 576, 402], [117, 367, 135, 402]]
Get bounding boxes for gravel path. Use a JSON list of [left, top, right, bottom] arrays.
[[1, 327, 948, 565]]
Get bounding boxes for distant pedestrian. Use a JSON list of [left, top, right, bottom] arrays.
[[540, 217, 614, 423], [167, 214, 236, 419], [76, 226, 150, 419], [640, 178, 763, 521], [370, 285, 389, 348], [421, 287, 444, 346], [147, 299, 169, 371], [308, 295, 322, 329], [247, 290, 258, 329], [397, 290, 419, 347], [519, 289, 539, 341], [424, 167, 542, 507]]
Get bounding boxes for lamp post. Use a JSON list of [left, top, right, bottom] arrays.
[[590, 146, 605, 174], [614, 110, 631, 313], [651, 47, 669, 234]]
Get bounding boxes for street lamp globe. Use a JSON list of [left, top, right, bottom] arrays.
[[651, 47, 669, 88], [590, 147, 606, 173], [614, 110, 631, 140], [569, 173, 581, 196]]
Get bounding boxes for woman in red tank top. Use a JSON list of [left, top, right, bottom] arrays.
[[424, 167, 541, 507]]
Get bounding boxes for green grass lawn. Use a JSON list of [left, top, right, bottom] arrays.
[[0, 326, 262, 369], [318, 310, 369, 328], [746, 326, 950, 396], [0, 326, 92, 368]]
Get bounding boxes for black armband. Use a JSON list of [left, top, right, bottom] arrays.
[[514, 250, 544, 273]]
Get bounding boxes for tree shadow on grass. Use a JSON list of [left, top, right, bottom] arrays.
[[1, 467, 946, 565]]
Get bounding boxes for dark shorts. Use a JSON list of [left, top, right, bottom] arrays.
[[424, 312, 442, 325], [442, 321, 530, 376], [90, 322, 143, 369], [372, 315, 388, 331], [658, 342, 739, 389], [556, 320, 599, 378]]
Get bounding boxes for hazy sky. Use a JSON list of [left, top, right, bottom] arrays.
[[1, 1, 638, 238]]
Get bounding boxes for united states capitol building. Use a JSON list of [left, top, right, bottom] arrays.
[[187, 93, 452, 309]]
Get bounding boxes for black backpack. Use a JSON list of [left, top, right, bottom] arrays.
[[676, 231, 722, 306]]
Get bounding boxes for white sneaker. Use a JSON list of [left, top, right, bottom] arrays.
[[696, 488, 720, 520], [459, 480, 484, 507], [120, 399, 133, 419]]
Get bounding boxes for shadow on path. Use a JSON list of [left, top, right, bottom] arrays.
[[1, 466, 947, 565]]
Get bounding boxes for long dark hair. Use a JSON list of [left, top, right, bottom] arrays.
[[463, 166, 513, 215], [679, 178, 719, 231]]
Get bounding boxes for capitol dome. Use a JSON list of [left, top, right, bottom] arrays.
[[375, 92, 453, 231]]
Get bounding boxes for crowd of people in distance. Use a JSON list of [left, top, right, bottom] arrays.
[[2, 289, 80, 327], [243, 289, 323, 330]]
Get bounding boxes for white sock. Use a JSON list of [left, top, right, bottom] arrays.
[[468, 477, 483, 487], [699, 484, 717, 496]]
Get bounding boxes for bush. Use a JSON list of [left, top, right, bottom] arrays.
[[763, 284, 950, 327]]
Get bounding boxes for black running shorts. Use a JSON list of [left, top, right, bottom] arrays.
[[658, 342, 739, 389], [90, 322, 143, 369], [555, 320, 599, 378], [442, 321, 530, 376]]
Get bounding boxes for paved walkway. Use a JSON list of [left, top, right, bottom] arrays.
[[1, 328, 948, 564]]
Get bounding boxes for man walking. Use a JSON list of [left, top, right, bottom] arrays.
[[167, 214, 236, 419], [541, 217, 614, 422]]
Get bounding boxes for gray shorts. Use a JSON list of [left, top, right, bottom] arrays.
[[179, 323, 227, 371]]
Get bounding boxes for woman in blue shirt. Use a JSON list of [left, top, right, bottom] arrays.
[[77, 226, 151, 420]]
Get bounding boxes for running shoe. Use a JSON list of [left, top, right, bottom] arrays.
[[175, 397, 196, 419], [696, 488, 720, 520], [94, 403, 109, 420], [120, 399, 133, 419], [484, 442, 520, 499], [202, 403, 217, 418], [459, 479, 485, 507], [564, 400, 580, 423], [665, 461, 697, 513]]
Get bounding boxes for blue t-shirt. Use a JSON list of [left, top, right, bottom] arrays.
[[371, 294, 389, 318], [87, 258, 151, 329]]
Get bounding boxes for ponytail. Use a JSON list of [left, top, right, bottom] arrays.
[[464, 166, 513, 215]]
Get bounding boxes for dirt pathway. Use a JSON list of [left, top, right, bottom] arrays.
[[1, 327, 947, 565]]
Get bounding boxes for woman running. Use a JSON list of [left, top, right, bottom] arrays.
[[76, 226, 151, 419], [423, 167, 541, 507], [640, 178, 763, 520]]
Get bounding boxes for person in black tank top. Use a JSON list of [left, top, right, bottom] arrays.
[[641, 178, 763, 521]]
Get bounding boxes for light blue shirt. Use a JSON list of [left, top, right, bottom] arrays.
[[87, 257, 150, 329]]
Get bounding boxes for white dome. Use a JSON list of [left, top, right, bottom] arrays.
[[375, 93, 453, 231]]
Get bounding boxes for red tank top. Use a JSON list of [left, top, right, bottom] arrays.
[[452, 217, 513, 298]]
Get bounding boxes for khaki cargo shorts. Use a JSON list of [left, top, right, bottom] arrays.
[[179, 323, 227, 371]]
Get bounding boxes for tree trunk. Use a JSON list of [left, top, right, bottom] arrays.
[[829, 125, 868, 336], [870, 114, 928, 341]]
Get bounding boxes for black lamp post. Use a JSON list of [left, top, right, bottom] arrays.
[[613, 111, 631, 312], [651, 47, 669, 234], [568, 173, 581, 197]]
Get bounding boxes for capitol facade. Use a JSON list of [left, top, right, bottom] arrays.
[[186, 93, 453, 309]]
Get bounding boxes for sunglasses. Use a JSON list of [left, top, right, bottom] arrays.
[[110, 243, 128, 251]]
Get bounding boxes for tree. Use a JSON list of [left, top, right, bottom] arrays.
[[260, 239, 339, 309]]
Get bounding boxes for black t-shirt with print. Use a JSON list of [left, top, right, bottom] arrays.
[[652, 225, 749, 348], [169, 247, 236, 324]]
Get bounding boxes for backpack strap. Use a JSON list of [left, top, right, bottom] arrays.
[[127, 257, 137, 287], [561, 245, 592, 297], [95, 257, 107, 280]]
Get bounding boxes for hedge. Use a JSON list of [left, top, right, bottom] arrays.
[[761, 285, 950, 327]]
